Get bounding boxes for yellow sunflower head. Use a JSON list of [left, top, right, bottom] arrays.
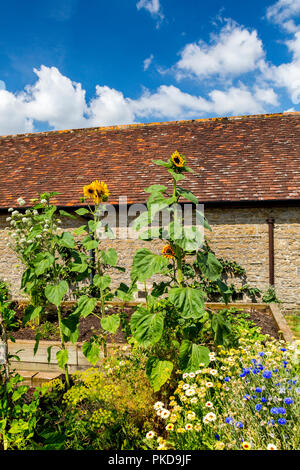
[[171, 151, 185, 168], [83, 183, 96, 201], [162, 244, 175, 259], [83, 180, 110, 204]]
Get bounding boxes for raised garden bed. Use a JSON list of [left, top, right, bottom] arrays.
[[7, 301, 294, 375]]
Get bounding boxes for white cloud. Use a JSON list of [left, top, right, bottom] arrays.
[[86, 85, 135, 126], [136, 0, 164, 26], [266, 0, 300, 26], [0, 65, 279, 136], [261, 31, 300, 103], [0, 89, 33, 135], [23, 66, 87, 129], [176, 20, 265, 79], [265, 0, 300, 33], [143, 54, 154, 71]]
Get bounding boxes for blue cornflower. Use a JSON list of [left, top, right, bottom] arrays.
[[215, 434, 220, 441], [240, 372, 246, 378], [243, 395, 250, 401], [278, 418, 287, 425], [225, 417, 233, 424], [273, 368, 278, 373], [277, 407, 286, 415], [270, 407, 278, 414], [251, 359, 257, 364], [255, 404, 262, 411], [280, 348, 287, 352], [284, 397, 293, 405], [235, 421, 243, 428], [256, 387, 262, 393], [261, 397, 267, 403], [263, 371, 272, 379], [251, 395, 257, 399], [258, 364, 264, 370], [258, 352, 265, 357], [224, 377, 231, 382]]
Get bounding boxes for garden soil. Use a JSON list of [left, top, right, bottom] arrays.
[[10, 304, 279, 343]]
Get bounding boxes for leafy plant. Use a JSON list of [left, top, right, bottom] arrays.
[[129, 151, 231, 390]]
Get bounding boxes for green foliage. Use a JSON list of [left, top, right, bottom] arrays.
[[129, 152, 228, 390], [0, 370, 41, 450]]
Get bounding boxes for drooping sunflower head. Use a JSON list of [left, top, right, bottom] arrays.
[[83, 180, 110, 204], [162, 244, 175, 259], [171, 150, 185, 168]]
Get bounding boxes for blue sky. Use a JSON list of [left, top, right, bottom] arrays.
[[1, 0, 300, 135]]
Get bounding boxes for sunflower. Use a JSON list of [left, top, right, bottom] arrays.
[[171, 150, 185, 168], [83, 183, 96, 201], [83, 180, 110, 204], [162, 244, 175, 259]]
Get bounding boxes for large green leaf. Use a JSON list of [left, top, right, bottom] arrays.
[[115, 282, 137, 302], [211, 313, 232, 346], [146, 357, 173, 392], [23, 305, 43, 325], [75, 207, 90, 216], [179, 340, 210, 372], [147, 192, 176, 212], [34, 252, 55, 276], [45, 281, 68, 307], [57, 231, 75, 249], [145, 184, 168, 194], [176, 226, 204, 252], [152, 159, 172, 168], [101, 314, 120, 334], [72, 295, 97, 318], [93, 274, 111, 291], [196, 251, 223, 281], [131, 248, 169, 281], [130, 308, 164, 347], [56, 349, 68, 370], [61, 313, 80, 343], [169, 287, 205, 319], [83, 239, 99, 250], [176, 187, 198, 204], [196, 209, 211, 231], [101, 248, 118, 266], [82, 341, 100, 366]]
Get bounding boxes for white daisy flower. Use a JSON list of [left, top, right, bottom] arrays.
[[160, 409, 171, 419], [204, 412, 216, 422], [153, 401, 164, 410], [185, 388, 196, 397]]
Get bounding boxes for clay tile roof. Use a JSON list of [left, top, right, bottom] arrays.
[[0, 112, 300, 209]]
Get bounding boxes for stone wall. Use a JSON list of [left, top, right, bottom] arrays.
[[1, 204, 299, 313]]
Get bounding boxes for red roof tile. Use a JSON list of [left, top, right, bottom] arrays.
[[1, 112, 300, 209]]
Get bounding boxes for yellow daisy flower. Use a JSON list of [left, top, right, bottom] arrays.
[[242, 441, 252, 450]]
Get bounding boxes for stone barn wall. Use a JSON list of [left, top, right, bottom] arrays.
[[0, 204, 299, 313]]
